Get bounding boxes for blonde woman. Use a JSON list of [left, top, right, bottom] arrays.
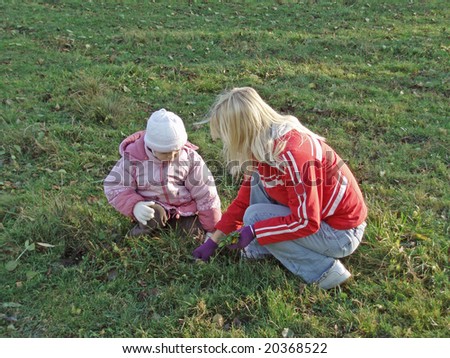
[[193, 87, 367, 289]]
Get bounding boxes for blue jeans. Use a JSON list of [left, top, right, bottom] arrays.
[[244, 172, 366, 284]]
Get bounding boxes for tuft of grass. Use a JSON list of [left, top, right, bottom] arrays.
[[116, 29, 150, 46], [67, 73, 139, 127]]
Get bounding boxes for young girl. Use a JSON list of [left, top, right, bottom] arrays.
[[104, 108, 221, 238], [193, 87, 367, 289]]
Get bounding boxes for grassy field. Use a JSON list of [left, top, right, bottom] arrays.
[[1, 0, 448, 338]]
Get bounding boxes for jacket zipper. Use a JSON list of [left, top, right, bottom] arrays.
[[160, 161, 171, 205]]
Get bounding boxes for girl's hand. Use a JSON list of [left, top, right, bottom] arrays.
[[133, 201, 155, 225]]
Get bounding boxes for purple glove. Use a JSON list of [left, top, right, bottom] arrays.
[[192, 239, 218, 262], [228, 225, 255, 249]]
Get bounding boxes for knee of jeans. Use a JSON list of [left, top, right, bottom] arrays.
[[334, 239, 360, 258], [243, 206, 259, 226]]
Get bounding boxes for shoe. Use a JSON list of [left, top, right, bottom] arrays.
[[317, 260, 351, 289]]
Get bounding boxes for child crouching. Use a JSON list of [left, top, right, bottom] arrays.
[[104, 108, 221, 239]]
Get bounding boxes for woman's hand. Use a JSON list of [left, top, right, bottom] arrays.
[[228, 225, 255, 249], [192, 239, 218, 262]]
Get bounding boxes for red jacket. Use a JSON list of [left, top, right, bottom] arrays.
[[215, 130, 367, 245]]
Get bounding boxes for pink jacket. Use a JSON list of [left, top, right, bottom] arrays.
[[104, 131, 221, 232]]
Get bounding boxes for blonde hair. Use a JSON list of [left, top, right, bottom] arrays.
[[209, 87, 324, 175]]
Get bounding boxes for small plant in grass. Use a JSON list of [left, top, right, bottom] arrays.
[[218, 231, 240, 248], [5, 240, 35, 272], [5, 241, 55, 272]]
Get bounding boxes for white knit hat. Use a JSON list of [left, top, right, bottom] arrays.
[[144, 108, 188, 152]]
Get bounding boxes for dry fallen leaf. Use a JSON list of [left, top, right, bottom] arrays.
[[212, 313, 224, 328], [282, 327, 294, 338], [36, 242, 55, 248]]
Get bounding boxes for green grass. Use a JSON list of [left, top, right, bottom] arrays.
[[1, 0, 449, 338]]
